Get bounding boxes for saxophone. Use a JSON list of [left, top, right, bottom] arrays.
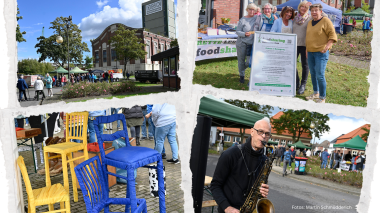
[[240, 146, 275, 213]]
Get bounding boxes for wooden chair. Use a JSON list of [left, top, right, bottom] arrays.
[[17, 156, 71, 213], [75, 155, 147, 213], [43, 111, 89, 202], [202, 176, 217, 212]]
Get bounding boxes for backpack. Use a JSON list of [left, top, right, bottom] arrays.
[[284, 151, 291, 162]]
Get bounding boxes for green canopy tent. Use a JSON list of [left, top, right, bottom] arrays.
[[198, 95, 270, 128], [70, 67, 89, 74], [333, 135, 367, 163], [48, 66, 68, 74], [343, 8, 373, 17], [267, 139, 277, 145], [287, 141, 312, 149]]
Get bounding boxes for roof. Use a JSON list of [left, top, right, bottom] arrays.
[[198, 95, 269, 128], [151, 46, 179, 61], [330, 134, 344, 144], [316, 140, 330, 148], [270, 112, 312, 139], [335, 124, 370, 144], [217, 127, 251, 134]]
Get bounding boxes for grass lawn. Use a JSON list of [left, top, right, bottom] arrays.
[[67, 92, 162, 103], [193, 57, 369, 107], [134, 82, 161, 87]]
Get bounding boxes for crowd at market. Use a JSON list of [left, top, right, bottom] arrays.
[[271, 144, 365, 177], [15, 104, 180, 176], [237, 1, 347, 103]]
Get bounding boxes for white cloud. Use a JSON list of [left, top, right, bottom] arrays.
[[35, 23, 43, 25], [312, 116, 368, 144], [79, 0, 143, 41], [96, 0, 109, 8]]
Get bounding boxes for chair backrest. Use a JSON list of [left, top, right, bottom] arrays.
[[16, 156, 34, 201], [93, 114, 130, 160], [65, 111, 89, 145], [74, 156, 107, 212]]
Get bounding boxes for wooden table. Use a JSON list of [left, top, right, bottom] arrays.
[[16, 128, 42, 173]]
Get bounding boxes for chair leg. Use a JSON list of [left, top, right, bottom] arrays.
[[28, 201, 31, 213], [65, 199, 71, 213], [60, 202, 65, 213], [30, 204, 36, 213], [125, 169, 137, 212], [44, 151, 51, 187], [67, 153, 78, 202], [48, 204, 54, 212], [157, 159, 166, 213], [61, 154, 70, 198]]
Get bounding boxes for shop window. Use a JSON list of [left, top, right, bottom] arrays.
[[224, 135, 231, 142], [95, 52, 99, 63]]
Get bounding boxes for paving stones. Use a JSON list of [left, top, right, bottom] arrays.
[[17, 118, 184, 212]]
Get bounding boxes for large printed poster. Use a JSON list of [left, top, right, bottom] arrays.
[[195, 39, 237, 61], [249, 32, 297, 96]]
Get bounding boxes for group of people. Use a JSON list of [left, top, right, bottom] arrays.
[[273, 144, 309, 177], [320, 149, 365, 172], [16, 73, 55, 101], [342, 15, 372, 33], [237, 1, 337, 103]]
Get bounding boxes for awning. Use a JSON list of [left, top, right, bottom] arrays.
[[343, 8, 373, 17], [198, 95, 269, 128], [151, 46, 179, 61], [48, 66, 68, 73], [333, 135, 367, 150], [287, 140, 312, 149], [70, 67, 89, 74]]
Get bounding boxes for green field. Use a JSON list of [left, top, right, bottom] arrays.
[[193, 57, 369, 107]]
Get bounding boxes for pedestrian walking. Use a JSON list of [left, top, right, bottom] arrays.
[[362, 17, 372, 33], [320, 148, 329, 169], [146, 103, 179, 164], [275, 144, 284, 166], [333, 150, 341, 169], [16, 75, 28, 102], [283, 147, 291, 177], [122, 105, 144, 146], [289, 146, 296, 173], [140, 105, 154, 141], [34, 77, 45, 101], [45, 73, 53, 97], [110, 71, 113, 82]]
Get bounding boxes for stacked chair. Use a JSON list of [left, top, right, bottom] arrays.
[[81, 113, 165, 212], [43, 111, 89, 203], [17, 156, 71, 213]]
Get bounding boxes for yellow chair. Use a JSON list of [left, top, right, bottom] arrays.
[[43, 111, 89, 202], [17, 156, 71, 213]]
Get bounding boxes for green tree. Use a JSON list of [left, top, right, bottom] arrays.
[[170, 38, 178, 48], [346, 6, 356, 13], [271, 110, 330, 145], [84, 55, 93, 69], [35, 17, 90, 67], [224, 99, 274, 143], [18, 59, 54, 75], [16, 7, 26, 43], [108, 25, 146, 76], [361, 0, 370, 13], [361, 125, 370, 142]]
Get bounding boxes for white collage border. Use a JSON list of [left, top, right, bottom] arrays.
[[1, 0, 380, 212]]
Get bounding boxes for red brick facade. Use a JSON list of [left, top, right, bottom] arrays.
[[212, 0, 241, 28], [91, 23, 172, 70]]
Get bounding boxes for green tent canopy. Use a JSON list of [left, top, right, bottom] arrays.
[[287, 141, 311, 149], [267, 139, 277, 145], [343, 8, 373, 17], [333, 135, 367, 150], [198, 95, 269, 128], [70, 67, 89, 74], [49, 66, 68, 74]]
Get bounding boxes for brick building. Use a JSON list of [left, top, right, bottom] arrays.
[[215, 111, 312, 145], [91, 23, 172, 74]]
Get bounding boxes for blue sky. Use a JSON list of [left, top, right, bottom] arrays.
[[17, 0, 177, 62]]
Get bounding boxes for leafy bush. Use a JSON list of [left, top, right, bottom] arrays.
[[61, 81, 141, 99], [331, 31, 372, 60], [304, 156, 363, 188]]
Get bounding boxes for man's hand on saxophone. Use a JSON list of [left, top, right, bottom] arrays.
[[260, 183, 269, 198], [225, 206, 240, 213]]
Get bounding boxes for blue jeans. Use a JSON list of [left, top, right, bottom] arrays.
[[155, 122, 178, 159], [333, 160, 340, 169], [307, 51, 329, 99], [352, 164, 356, 171], [111, 108, 121, 129], [141, 109, 153, 138], [329, 158, 334, 168], [88, 118, 104, 143], [151, 121, 165, 154], [321, 159, 327, 169]]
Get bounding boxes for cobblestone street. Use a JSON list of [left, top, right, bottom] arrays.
[[17, 118, 184, 213]]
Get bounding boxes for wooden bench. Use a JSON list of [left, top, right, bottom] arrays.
[[202, 176, 218, 211]]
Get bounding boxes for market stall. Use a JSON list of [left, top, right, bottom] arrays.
[[333, 135, 367, 171]]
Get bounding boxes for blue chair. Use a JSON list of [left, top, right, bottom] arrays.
[[93, 114, 166, 213], [74, 156, 147, 213]]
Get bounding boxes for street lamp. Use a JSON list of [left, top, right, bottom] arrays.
[[310, 121, 316, 154], [56, 15, 72, 78]]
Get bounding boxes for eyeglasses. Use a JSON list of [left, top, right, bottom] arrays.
[[253, 128, 272, 137]]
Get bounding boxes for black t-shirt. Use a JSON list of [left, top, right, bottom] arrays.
[[312, 17, 324, 26]]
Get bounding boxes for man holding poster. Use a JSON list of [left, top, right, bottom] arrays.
[[248, 31, 297, 96]]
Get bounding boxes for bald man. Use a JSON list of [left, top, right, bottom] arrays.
[[210, 118, 271, 213]]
